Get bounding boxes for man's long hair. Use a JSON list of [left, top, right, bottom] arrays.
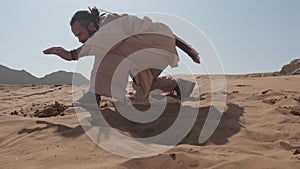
[[70, 6, 102, 34]]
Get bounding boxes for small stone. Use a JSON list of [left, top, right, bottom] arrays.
[[293, 149, 300, 155], [290, 110, 300, 116], [169, 153, 176, 160], [232, 90, 239, 94], [10, 111, 18, 115]]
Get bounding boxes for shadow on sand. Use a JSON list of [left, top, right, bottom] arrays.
[[18, 103, 244, 146]]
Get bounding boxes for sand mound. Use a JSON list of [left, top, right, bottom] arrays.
[[9, 101, 72, 118]]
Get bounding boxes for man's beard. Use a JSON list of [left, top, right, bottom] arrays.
[[87, 28, 97, 37], [80, 28, 97, 43]]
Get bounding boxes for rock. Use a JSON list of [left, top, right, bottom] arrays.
[[273, 71, 281, 76], [10, 111, 18, 115], [293, 148, 300, 155], [169, 153, 176, 160], [290, 110, 300, 116], [290, 68, 300, 75], [32, 102, 68, 118], [279, 59, 300, 75]]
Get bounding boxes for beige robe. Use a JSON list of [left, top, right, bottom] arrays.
[[78, 14, 179, 101]]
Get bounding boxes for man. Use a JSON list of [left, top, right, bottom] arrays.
[[43, 7, 199, 107]]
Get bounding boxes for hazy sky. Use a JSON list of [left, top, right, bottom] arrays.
[[0, 0, 299, 77]]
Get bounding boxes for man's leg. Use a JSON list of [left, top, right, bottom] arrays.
[[74, 56, 102, 107], [149, 69, 196, 98], [76, 52, 128, 106], [131, 69, 154, 99], [132, 68, 178, 99], [149, 69, 178, 93]]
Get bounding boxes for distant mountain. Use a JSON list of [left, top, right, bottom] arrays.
[[0, 65, 89, 85], [38, 71, 89, 85], [0, 65, 39, 84]]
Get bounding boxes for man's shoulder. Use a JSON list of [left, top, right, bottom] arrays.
[[99, 13, 129, 27]]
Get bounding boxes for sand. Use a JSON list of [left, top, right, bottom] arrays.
[[0, 75, 299, 169]]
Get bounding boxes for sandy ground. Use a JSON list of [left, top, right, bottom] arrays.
[[0, 74, 300, 169]]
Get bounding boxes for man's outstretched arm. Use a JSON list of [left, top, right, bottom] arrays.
[[43, 46, 82, 61], [174, 35, 200, 64]]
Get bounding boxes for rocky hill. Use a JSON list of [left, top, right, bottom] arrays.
[[0, 65, 89, 85], [274, 59, 300, 76]]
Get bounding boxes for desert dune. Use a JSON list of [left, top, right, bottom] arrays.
[[0, 74, 299, 169]]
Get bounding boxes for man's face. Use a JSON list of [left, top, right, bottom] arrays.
[[71, 21, 91, 43]]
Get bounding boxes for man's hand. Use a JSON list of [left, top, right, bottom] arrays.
[[43, 47, 73, 61], [43, 47, 63, 55], [189, 48, 200, 64]]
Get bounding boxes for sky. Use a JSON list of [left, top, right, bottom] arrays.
[[0, 0, 299, 78]]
